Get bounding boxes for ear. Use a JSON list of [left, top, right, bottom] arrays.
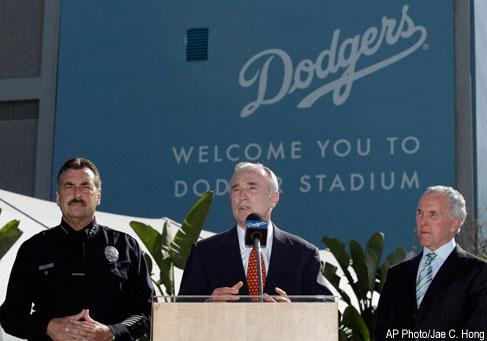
[[450, 217, 461, 234], [270, 191, 280, 208], [97, 188, 102, 206], [56, 191, 60, 207]]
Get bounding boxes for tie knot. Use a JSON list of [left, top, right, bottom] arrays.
[[425, 252, 437, 263]]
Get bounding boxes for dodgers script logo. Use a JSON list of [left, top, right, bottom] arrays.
[[246, 221, 267, 229], [238, 5, 427, 118]]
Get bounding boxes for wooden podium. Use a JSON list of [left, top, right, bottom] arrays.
[[152, 296, 338, 340]]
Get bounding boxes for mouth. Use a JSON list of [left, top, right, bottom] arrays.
[[238, 205, 251, 212], [69, 199, 85, 206]]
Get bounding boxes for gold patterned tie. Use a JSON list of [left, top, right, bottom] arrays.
[[246, 247, 267, 295]]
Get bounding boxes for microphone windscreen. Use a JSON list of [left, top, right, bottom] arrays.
[[244, 213, 268, 246], [245, 213, 263, 222]]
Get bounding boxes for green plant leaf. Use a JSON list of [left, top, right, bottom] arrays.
[[339, 329, 350, 341], [322, 236, 358, 304], [342, 305, 371, 341], [323, 262, 353, 307], [322, 236, 350, 274], [323, 232, 404, 340], [349, 240, 369, 305], [0, 220, 22, 260], [129, 221, 164, 269], [159, 257, 174, 295], [364, 232, 384, 291], [323, 262, 341, 289], [170, 191, 213, 269], [377, 246, 406, 292], [161, 221, 173, 252]]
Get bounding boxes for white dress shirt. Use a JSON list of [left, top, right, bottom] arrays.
[[237, 222, 273, 275]]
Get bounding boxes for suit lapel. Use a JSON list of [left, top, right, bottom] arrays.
[[406, 254, 422, 313], [217, 227, 249, 294], [421, 246, 462, 305], [265, 225, 294, 293]]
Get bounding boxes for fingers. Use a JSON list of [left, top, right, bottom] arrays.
[[273, 287, 291, 303], [64, 325, 91, 339], [211, 287, 235, 296], [212, 281, 243, 295], [273, 295, 290, 302], [67, 319, 112, 341], [46, 320, 67, 341], [262, 293, 275, 302], [47, 317, 87, 341], [47, 312, 112, 341], [262, 293, 288, 303], [231, 281, 244, 291], [274, 287, 291, 302], [274, 287, 286, 296], [70, 320, 96, 331], [68, 310, 86, 321], [209, 289, 241, 301], [209, 281, 243, 302], [82, 309, 94, 322]]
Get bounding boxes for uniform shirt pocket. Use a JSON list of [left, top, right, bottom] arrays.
[[108, 260, 130, 280]]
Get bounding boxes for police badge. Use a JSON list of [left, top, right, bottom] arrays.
[[104, 246, 119, 263]]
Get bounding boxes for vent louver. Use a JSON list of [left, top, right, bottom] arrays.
[[186, 28, 209, 61]]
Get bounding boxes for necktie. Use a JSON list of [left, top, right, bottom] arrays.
[[416, 252, 437, 307], [247, 247, 267, 295]]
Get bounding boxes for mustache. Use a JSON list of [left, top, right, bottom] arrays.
[[68, 198, 85, 205]]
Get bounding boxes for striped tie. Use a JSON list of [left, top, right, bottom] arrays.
[[416, 252, 437, 307]]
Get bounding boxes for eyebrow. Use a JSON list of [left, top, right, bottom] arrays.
[[231, 181, 261, 189], [417, 208, 439, 214], [62, 180, 93, 186]]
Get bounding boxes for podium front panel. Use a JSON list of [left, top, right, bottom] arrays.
[[152, 296, 338, 341]]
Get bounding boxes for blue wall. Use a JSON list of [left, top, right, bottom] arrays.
[[54, 1, 455, 253]]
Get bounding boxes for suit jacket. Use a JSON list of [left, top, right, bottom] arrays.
[[178, 225, 331, 296], [375, 245, 487, 341]]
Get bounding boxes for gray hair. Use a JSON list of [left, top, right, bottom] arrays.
[[424, 185, 466, 225], [233, 162, 279, 193]]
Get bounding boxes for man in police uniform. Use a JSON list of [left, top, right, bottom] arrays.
[[0, 158, 154, 341]]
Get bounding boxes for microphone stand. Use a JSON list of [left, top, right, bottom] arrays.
[[253, 238, 264, 303]]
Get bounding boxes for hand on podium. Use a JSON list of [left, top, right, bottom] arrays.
[[263, 287, 291, 303], [209, 281, 244, 302], [208, 282, 291, 303]]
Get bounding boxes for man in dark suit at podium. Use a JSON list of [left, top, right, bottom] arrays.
[[179, 162, 331, 299], [376, 186, 487, 340]]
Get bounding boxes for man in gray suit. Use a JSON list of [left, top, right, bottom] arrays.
[[375, 186, 487, 340]]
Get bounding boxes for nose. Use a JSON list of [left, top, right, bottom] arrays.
[[238, 188, 249, 199], [72, 185, 83, 198], [417, 213, 426, 226]]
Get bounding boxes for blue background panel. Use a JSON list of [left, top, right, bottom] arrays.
[[54, 1, 455, 253]]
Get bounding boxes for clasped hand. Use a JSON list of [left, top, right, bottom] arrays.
[[47, 309, 113, 341]]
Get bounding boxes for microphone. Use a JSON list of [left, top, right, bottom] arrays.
[[244, 213, 267, 301], [244, 213, 268, 247]]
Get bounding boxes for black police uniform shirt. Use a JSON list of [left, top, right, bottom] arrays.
[[0, 219, 154, 341]]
